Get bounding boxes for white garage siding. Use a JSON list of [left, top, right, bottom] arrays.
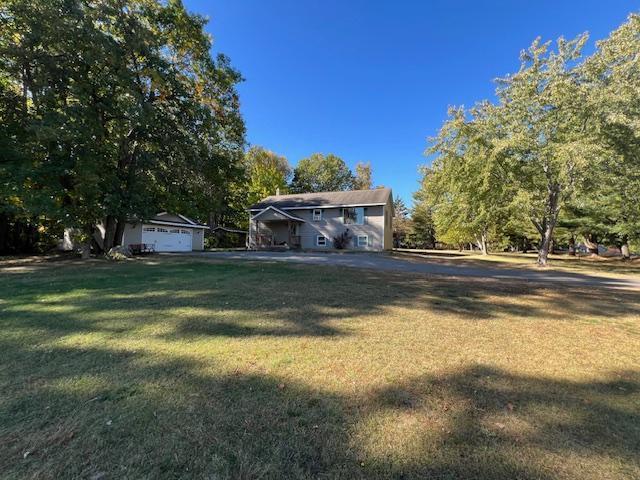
[[121, 218, 207, 252]]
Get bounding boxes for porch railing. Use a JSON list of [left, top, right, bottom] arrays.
[[248, 233, 301, 250], [256, 234, 273, 247]]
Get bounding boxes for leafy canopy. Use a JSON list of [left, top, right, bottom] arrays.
[[290, 153, 354, 193]]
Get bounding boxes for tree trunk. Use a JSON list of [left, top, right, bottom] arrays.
[[568, 235, 576, 256], [584, 234, 599, 256], [0, 213, 8, 254], [537, 226, 554, 266], [621, 235, 631, 260], [113, 215, 126, 247], [80, 243, 91, 259], [536, 186, 561, 266], [476, 233, 488, 255], [103, 215, 117, 252]]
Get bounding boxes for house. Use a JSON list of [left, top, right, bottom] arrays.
[[121, 212, 208, 252], [248, 188, 393, 251]]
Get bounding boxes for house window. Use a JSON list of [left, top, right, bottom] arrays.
[[343, 207, 366, 225], [157, 228, 168, 233], [316, 235, 327, 247], [312, 209, 322, 221], [357, 235, 369, 247], [143, 227, 155, 232]]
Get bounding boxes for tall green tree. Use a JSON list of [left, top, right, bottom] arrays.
[[0, 0, 245, 253], [290, 153, 354, 193], [494, 35, 595, 265], [353, 161, 373, 190], [419, 19, 640, 263], [244, 146, 291, 206], [425, 103, 515, 254], [578, 14, 640, 258], [392, 195, 411, 247], [410, 181, 436, 249]]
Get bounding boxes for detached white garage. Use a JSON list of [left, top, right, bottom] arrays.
[[122, 212, 208, 252]]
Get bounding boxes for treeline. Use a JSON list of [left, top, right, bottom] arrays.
[[243, 147, 375, 207], [0, 0, 245, 254], [413, 15, 640, 265], [0, 0, 378, 255]]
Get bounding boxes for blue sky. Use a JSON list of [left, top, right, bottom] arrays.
[[186, 0, 635, 205]]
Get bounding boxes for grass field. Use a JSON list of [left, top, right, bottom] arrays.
[[394, 249, 640, 278], [1, 257, 639, 479]]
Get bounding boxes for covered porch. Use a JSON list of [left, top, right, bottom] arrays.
[[248, 206, 304, 250]]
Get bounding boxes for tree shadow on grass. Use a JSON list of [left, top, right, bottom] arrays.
[[1, 339, 638, 479], [1, 259, 640, 345], [392, 250, 640, 287], [365, 365, 640, 478]]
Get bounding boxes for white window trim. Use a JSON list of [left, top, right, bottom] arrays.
[[312, 208, 322, 221], [357, 235, 369, 247], [316, 235, 327, 247]]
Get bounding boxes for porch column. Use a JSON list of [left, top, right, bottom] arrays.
[[287, 220, 291, 246], [256, 220, 260, 248]]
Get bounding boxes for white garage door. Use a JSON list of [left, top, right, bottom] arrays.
[[142, 226, 192, 252]]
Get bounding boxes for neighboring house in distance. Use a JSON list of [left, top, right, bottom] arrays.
[[121, 212, 208, 252], [248, 188, 393, 251]]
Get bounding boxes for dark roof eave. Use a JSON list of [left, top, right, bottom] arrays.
[[248, 188, 392, 211]]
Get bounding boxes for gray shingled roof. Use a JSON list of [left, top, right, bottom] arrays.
[[249, 188, 392, 210]]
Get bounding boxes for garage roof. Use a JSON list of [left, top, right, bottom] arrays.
[[131, 212, 209, 229]]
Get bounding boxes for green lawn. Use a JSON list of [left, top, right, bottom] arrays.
[[1, 257, 639, 479]]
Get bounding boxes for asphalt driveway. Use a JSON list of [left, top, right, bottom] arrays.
[[173, 251, 640, 290]]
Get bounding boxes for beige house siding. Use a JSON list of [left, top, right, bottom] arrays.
[[192, 229, 204, 250], [248, 189, 393, 251], [293, 205, 385, 251], [122, 223, 143, 246], [383, 196, 393, 250], [252, 221, 289, 243]]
